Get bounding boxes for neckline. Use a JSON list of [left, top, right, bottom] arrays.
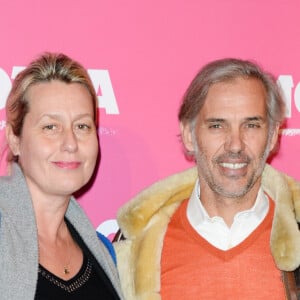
[[181, 196, 275, 259], [38, 251, 89, 283]]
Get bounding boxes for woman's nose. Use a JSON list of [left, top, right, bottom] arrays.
[[61, 129, 78, 152]]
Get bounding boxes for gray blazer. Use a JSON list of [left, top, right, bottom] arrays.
[[0, 163, 123, 299]]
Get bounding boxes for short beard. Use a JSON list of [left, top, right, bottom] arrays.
[[191, 129, 274, 199]]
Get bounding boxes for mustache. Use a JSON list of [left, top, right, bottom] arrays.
[[215, 152, 251, 163]]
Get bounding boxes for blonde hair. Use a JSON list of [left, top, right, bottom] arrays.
[[5, 52, 98, 162]]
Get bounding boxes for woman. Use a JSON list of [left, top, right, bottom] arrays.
[[0, 53, 123, 299]]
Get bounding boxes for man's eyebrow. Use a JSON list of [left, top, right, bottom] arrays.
[[204, 116, 265, 122], [205, 118, 226, 123], [244, 116, 266, 122]]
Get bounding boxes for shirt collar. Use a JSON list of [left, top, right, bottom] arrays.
[[187, 179, 269, 227]]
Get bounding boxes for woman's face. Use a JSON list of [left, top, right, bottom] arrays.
[[7, 80, 99, 200]]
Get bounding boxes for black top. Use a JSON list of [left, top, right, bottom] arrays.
[[34, 221, 120, 299]]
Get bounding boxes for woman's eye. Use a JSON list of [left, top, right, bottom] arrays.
[[43, 124, 57, 130], [76, 124, 92, 131]]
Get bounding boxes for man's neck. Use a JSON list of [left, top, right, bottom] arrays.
[[199, 184, 260, 227]]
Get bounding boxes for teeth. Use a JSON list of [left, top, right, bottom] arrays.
[[220, 163, 247, 169]]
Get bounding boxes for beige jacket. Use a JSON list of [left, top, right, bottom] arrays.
[[114, 164, 300, 300]]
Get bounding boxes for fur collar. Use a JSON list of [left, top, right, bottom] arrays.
[[116, 164, 300, 299]]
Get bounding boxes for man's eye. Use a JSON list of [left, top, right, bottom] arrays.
[[247, 123, 261, 128]]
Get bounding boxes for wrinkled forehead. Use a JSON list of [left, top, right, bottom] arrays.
[[200, 77, 268, 117]]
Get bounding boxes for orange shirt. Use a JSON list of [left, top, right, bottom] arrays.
[[161, 199, 286, 299]]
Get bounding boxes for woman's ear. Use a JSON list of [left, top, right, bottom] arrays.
[[6, 124, 20, 156], [180, 121, 195, 153]]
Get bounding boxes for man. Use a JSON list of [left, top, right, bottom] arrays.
[[114, 58, 300, 299]]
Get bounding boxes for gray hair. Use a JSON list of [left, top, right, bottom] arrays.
[[178, 58, 286, 131]]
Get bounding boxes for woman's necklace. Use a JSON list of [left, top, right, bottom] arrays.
[[63, 236, 72, 275], [38, 230, 73, 277]]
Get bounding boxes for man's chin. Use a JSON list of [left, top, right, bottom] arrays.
[[213, 182, 250, 199]]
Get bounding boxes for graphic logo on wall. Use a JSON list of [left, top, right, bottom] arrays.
[[0, 66, 120, 115], [277, 76, 300, 136]]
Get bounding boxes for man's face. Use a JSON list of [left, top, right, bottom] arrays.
[[181, 77, 279, 200]]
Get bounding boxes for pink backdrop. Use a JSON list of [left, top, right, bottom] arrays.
[[0, 0, 299, 236]]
